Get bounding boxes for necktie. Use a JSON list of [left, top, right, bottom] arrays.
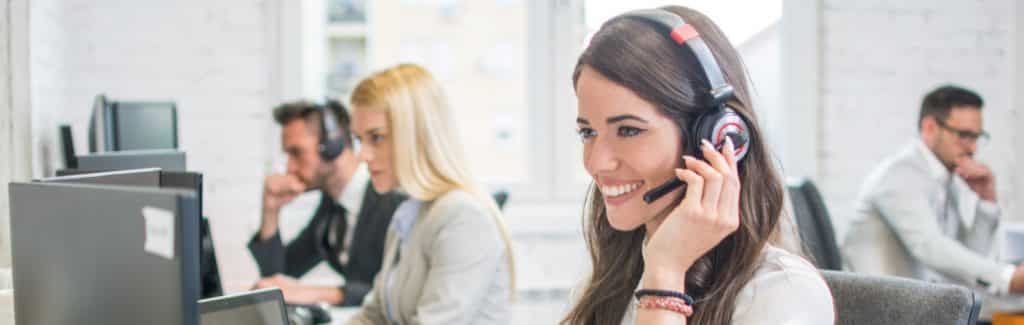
[[326, 202, 349, 261]]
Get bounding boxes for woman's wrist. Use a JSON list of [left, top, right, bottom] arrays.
[[641, 263, 690, 292]]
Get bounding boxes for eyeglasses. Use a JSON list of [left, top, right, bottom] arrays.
[[935, 118, 990, 147]]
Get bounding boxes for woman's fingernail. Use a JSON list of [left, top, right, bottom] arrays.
[[701, 139, 714, 150]]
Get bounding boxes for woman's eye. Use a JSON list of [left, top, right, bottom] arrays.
[[618, 126, 643, 137], [577, 128, 596, 141], [370, 134, 384, 143]]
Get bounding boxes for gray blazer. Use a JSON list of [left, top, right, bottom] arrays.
[[346, 190, 511, 325], [843, 140, 1009, 294]]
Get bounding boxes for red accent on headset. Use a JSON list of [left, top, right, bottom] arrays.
[[670, 24, 699, 44], [715, 121, 746, 155]]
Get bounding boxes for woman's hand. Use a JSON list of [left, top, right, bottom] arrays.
[[643, 137, 742, 289]]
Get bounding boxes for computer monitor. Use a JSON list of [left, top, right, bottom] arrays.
[[59, 124, 77, 169], [45, 168, 223, 299], [198, 288, 289, 325], [76, 149, 187, 172], [89, 94, 178, 153], [8, 181, 200, 325]]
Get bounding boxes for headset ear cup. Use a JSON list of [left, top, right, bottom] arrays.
[[318, 102, 346, 161], [319, 141, 344, 161], [716, 106, 750, 161], [693, 105, 750, 162], [692, 107, 723, 159]]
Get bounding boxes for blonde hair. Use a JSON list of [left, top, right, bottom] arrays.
[[351, 63, 517, 296]]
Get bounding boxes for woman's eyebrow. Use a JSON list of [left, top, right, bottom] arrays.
[[607, 114, 648, 124]]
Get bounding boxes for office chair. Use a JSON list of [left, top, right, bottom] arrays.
[[822, 270, 980, 325], [787, 178, 842, 270]]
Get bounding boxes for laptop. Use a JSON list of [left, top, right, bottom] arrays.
[[199, 288, 289, 325]]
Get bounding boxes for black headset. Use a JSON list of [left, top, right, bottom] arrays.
[[618, 9, 752, 204], [317, 99, 348, 161]]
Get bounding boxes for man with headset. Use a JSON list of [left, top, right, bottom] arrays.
[[844, 85, 1024, 313], [249, 99, 405, 306]]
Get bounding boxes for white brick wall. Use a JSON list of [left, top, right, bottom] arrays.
[[29, 0, 279, 292], [0, 0, 15, 275], [2, 0, 32, 322], [820, 0, 1017, 237], [30, 0, 66, 178]]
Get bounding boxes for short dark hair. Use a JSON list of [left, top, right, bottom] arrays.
[[272, 99, 353, 148], [919, 85, 983, 130]]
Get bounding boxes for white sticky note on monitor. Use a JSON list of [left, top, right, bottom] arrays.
[[142, 206, 175, 259]]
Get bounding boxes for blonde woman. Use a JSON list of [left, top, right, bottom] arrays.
[[345, 63, 516, 325]]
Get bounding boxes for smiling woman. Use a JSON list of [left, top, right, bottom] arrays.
[[563, 5, 833, 325], [574, 70, 685, 230]]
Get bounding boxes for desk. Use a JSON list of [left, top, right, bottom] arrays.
[[322, 297, 571, 324], [0, 290, 12, 324], [994, 313, 1024, 325], [328, 306, 360, 325]]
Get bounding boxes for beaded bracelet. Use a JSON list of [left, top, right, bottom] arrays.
[[638, 296, 694, 317], [634, 289, 695, 306]]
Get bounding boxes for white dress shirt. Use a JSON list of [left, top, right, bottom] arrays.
[[335, 164, 369, 265], [843, 139, 1012, 295]]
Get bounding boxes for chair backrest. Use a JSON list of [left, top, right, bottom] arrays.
[[787, 178, 842, 270], [821, 270, 980, 325]]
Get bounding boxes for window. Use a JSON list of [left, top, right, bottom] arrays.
[[321, 0, 531, 188], [583, 1, 781, 44], [281, 0, 783, 205]]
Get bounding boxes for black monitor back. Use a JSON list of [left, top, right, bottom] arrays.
[[76, 150, 186, 172], [46, 168, 223, 298], [110, 101, 178, 151], [52, 168, 200, 215], [8, 182, 200, 325], [60, 124, 77, 169], [89, 95, 178, 153]]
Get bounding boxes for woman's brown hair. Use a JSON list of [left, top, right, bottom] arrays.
[[562, 6, 785, 325]]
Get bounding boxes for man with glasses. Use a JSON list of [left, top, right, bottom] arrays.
[[844, 85, 1024, 311]]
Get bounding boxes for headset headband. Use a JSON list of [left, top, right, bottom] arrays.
[[622, 9, 735, 106]]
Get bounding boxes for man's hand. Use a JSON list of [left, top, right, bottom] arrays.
[[253, 274, 344, 305], [1008, 264, 1024, 294], [259, 174, 305, 240], [954, 157, 997, 202]]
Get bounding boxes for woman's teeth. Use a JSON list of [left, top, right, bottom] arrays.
[[602, 182, 642, 197]]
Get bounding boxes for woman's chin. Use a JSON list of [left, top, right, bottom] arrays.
[[370, 179, 395, 194], [605, 211, 645, 232]]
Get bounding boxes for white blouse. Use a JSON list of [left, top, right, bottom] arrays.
[[621, 245, 835, 324]]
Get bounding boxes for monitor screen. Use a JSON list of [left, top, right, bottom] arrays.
[[200, 289, 288, 325], [113, 102, 177, 151]]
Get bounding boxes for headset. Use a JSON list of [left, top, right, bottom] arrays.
[[618, 9, 752, 204], [316, 99, 348, 161]]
